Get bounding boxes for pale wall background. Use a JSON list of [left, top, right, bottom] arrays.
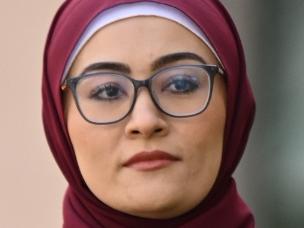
[[0, 1, 303, 228], [0, 1, 65, 228]]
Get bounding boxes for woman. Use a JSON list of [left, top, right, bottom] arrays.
[[42, 0, 255, 227]]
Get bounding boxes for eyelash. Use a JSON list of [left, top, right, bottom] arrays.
[[89, 83, 126, 101]]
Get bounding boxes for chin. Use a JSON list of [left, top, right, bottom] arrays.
[[122, 199, 186, 219], [111, 186, 199, 219]]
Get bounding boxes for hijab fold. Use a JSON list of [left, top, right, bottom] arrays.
[[42, 0, 256, 227]]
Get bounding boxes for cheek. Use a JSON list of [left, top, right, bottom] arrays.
[[180, 114, 224, 179], [65, 96, 122, 188], [178, 84, 226, 195]]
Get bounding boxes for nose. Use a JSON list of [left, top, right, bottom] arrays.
[[124, 89, 169, 139]]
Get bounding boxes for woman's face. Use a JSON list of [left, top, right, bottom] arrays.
[[65, 16, 226, 219]]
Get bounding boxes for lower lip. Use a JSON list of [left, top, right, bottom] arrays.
[[126, 159, 177, 171]]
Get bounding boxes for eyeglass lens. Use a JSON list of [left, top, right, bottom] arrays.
[[74, 65, 212, 123]]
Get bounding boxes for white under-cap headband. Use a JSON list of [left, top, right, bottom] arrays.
[[62, 1, 222, 82]]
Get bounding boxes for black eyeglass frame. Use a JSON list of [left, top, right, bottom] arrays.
[[61, 64, 224, 125]]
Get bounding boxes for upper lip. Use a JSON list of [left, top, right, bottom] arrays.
[[123, 150, 181, 167]]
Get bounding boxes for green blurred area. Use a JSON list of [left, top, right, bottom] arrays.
[[222, 0, 304, 227]]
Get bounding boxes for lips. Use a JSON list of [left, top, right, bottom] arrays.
[[123, 150, 181, 171]]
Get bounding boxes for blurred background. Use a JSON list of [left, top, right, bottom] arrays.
[[0, 1, 303, 227], [224, 1, 304, 228]]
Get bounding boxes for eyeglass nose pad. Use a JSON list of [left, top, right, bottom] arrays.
[[133, 78, 150, 89]]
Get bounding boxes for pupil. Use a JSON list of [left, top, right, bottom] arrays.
[[106, 85, 119, 97], [175, 80, 188, 90]]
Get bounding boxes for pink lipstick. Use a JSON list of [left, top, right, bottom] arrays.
[[123, 150, 180, 171]]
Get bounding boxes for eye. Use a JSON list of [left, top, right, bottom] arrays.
[[89, 83, 126, 101], [162, 75, 199, 94]]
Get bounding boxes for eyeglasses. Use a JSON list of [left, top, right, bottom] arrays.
[[61, 64, 224, 124]]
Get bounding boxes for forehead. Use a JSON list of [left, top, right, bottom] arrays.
[[70, 16, 218, 76], [82, 16, 212, 52]]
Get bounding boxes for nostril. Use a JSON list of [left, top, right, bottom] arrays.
[[131, 130, 140, 134], [130, 128, 163, 135], [155, 128, 163, 133]]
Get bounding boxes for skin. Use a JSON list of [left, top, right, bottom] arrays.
[[64, 16, 226, 219]]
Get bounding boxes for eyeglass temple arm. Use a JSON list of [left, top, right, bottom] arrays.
[[218, 67, 224, 76], [61, 81, 68, 91]]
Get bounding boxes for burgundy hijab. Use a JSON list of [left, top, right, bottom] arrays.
[[42, 0, 256, 227]]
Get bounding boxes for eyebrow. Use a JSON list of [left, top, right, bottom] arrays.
[[80, 52, 207, 75], [81, 62, 131, 75], [151, 52, 206, 71]]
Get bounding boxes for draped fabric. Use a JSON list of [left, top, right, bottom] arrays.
[[42, 0, 256, 227]]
